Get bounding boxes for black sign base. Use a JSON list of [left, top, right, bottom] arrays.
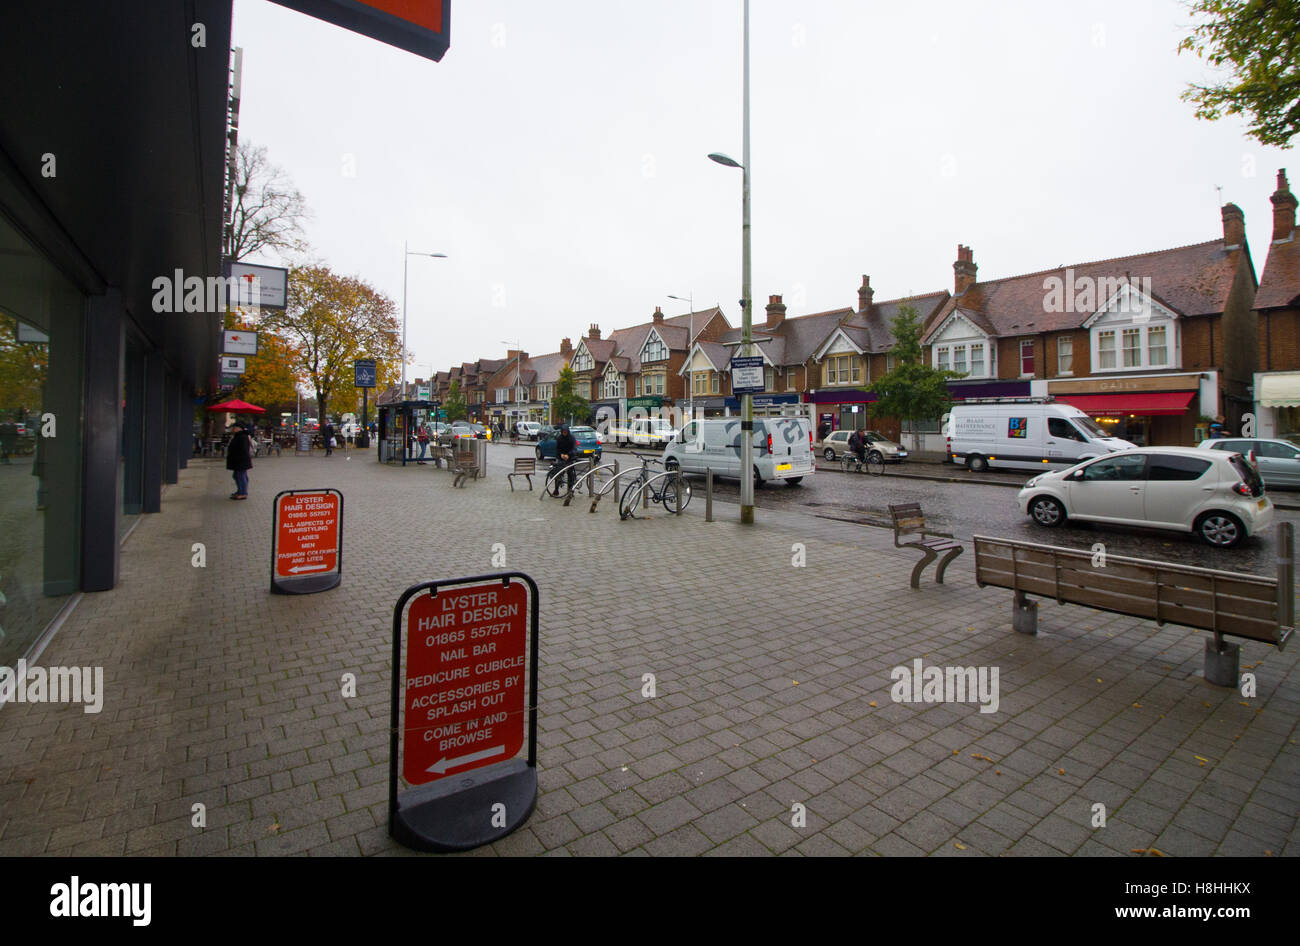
[[391, 758, 537, 853], [270, 573, 341, 595]]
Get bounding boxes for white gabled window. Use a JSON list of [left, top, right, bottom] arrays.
[[572, 350, 593, 372], [641, 334, 668, 363], [1087, 291, 1179, 372]]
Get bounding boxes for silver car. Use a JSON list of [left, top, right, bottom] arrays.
[[1198, 437, 1300, 489], [819, 429, 908, 463]]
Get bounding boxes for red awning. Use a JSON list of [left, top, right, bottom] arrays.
[[1055, 391, 1195, 416]]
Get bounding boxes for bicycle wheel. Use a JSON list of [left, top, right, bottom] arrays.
[[840, 455, 855, 474], [545, 464, 566, 497], [662, 473, 691, 513], [866, 452, 884, 476], [618, 476, 645, 519]]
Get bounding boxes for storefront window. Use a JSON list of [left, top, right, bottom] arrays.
[[0, 215, 85, 665]]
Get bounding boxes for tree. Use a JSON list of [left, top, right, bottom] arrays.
[[225, 142, 312, 261], [1178, 0, 1300, 149], [550, 363, 590, 424], [229, 316, 302, 413], [262, 266, 401, 426], [0, 318, 46, 418], [868, 304, 961, 451], [444, 380, 468, 423]]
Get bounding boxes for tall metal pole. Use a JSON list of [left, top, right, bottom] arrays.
[[401, 239, 409, 403], [739, 0, 754, 525]]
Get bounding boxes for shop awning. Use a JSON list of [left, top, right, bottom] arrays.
[[1056, 391, 1195, 416], [1259, 373, 1300, 408]]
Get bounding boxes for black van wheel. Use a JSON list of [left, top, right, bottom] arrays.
[[785, 477, 803, 486], [967, 454, 988, 473], [753, 467, 763, 489]]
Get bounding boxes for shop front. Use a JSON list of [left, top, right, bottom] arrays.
[[1048, 373, 1209, 446], [1254, 371, 1300, 440]]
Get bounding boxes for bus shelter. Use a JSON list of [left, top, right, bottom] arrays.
[[377, 399, 440, 466]]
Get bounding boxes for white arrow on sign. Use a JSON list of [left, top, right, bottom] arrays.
[[288, 563, 330, 574], [427, 745, 505, 774]]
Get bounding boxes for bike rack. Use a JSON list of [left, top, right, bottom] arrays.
[[589, 465, 652, 513], [576, 460, 619, 497], [619, 469, 685, 520], [539, 458, 592, 505]]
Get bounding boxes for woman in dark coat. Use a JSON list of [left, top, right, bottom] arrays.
[[226, 421, 254, 499]]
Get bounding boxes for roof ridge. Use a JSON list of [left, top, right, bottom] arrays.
[[973, 239, 1225, 288]]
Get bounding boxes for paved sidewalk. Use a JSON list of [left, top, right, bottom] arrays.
[[0, 453, 1296, 856]]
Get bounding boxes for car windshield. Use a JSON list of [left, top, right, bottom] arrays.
[[864, 432, 887, 443], [1072, 415, 1108, 437]]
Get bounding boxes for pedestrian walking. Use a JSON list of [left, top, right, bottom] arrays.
[[227, 421, 253, 499], [323, 421, 335, 456], [0, 418, 15, 463]]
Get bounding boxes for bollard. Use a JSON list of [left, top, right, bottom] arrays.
[[705, 468, 713, 522]]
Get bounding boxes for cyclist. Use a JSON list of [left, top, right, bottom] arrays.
[[848, 428, 867, 468], [553, 424, 578, 493]]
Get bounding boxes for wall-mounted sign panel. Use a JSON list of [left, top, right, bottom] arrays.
[[269, 0, 451, 62]]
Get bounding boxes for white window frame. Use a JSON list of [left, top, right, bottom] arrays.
[[1057, 335, 1073, 375], [1089, 319, 1178, 373], [641, 335, 669, 363], [1019, 339, 1034, 378], [572, 350, 593, 372]]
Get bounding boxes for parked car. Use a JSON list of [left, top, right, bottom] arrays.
[[819, 429, 908, 463], [1017, 446, 1273, 548], [663, 416, 814, 487], [609, 418, 677, 447], [1197, 437, 1300, 489], [535, 426, 603, 462], [449, 421, 488, 441], [947, 400, 1134, 472]]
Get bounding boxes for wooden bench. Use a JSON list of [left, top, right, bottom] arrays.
[[888, 503, 964, 589], [972, 524, 1295, 686], [507, 457, 536, 491]]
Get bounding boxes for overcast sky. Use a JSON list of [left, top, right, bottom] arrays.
[[232, 0, 1294, 377]]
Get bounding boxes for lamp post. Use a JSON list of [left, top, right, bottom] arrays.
[[402, 243, 448, 403], [667, 292, 694, 423], [708, 0, 754, 524]]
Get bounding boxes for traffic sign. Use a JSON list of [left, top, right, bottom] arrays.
[[270, 489, 343, 594], [355, 358, 376, 388], [389, 573, 539, 852], [730, 355, 766, 395]]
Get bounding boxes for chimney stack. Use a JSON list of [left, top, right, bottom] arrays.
[[588, 323, 601, 339], [1221, 203, 1245, 249], [652, 306, 664, 323], [954, 245, 978, 296], [560, 337, 573, 357], [764, 294, 786, 330], [1272, 169, 1296, 242], [858, 275, 874, 312]]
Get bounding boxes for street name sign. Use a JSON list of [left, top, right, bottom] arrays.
[[389, 573, 539, 852], [730, 355, 766, 395], [270, 489, 343, 594]]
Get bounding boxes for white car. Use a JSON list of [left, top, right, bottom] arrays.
[[1197, 437, 1300, 489], [1017, 447, 1273, 548]]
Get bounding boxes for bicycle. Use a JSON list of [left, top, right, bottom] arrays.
[[619, 452, 691, 519], [544, 455, 589, 499], [841, 450, 884, 476]]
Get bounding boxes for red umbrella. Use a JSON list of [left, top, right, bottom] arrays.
[[207, 399, 266, 414]]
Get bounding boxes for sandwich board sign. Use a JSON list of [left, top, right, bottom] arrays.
[[270, 488, 343, 594], [389, 573, 539, 852]]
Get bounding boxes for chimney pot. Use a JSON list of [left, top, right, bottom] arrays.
[[653, 306, 664, 323], [954, 245, 978, 296], [765, 294, 788, 330], [858, 275, 874, 312], [588, 323, 601, 339]]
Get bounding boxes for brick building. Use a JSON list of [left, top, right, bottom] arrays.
[[1253, 169, 1300, 439]]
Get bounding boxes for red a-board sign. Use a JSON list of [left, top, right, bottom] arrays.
[[271, 489, 343, 594], [402, 580, 527, 785]]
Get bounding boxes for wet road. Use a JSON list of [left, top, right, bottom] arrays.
[[485, 442, 1299, 576]]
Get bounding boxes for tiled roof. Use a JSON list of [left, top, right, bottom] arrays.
[[848, 291, 950, 351], [923, 240, 1246, 342], [720, 307, 856, 365], [1256, 237, 1300, 310], [526, 351, 566, 385], [663, 306, 728, 341], [694, 341, 733, 372]]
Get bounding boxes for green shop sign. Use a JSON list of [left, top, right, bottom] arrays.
[[626, 396, 663, 409]]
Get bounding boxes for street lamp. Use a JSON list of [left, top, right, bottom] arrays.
[[402, 243, 448, 403], [667, 292, 694, 423], [708, 0, 754, 524]]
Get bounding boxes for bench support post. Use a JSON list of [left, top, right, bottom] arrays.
[[909, 547, 938, 590], [1204, 636, 1240, 688], [1012, 590, 1038, 635]]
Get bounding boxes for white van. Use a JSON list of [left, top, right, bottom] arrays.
[[946, 400, 1135, 473], [610, 417, 677, 447], [664, 417, 814, 486]]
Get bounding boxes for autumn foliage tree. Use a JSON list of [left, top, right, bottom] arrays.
[[262, 266, 401, 425]]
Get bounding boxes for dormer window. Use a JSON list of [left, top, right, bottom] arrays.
[[641, 334, 668, 363], [1086, 290, 1178, 372], [928, 312, 992, 378], [572, 350, 593, 372]]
